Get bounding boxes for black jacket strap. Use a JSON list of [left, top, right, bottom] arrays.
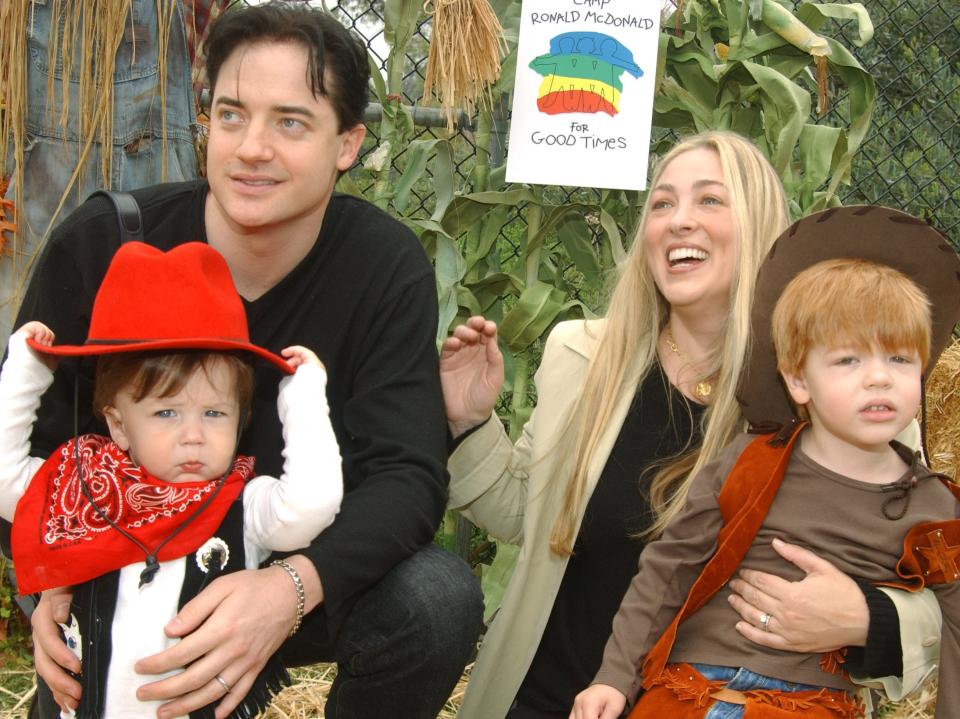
[[88, 190, 144, 244]]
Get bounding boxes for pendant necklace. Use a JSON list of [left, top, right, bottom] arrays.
[[664, 325, 713, 402]]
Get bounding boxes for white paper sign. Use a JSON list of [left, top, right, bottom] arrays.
[[505, 0, 662, 191]]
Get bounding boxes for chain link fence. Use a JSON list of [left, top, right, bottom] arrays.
[[829, 0, 960, 240], [330, 0, 960, 266]]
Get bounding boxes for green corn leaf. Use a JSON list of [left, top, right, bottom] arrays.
[[466, 205, 512, 272], [435, 234, 467, 290], [737, 60, 809, 174], [393, 139, 440, 215], [792, 124, 843, 208], [405, 218, 448, 236], [436, 285, 459, 344], [367, 56, 386, 105], [797, 3, 873, 47], [432, 141, 456, 221], [441, 189, 538, 238], [481, 542, 520, 622], [499, 281, 568, 351], [598, 208, 627, 265], [383, 0, 422, 91], [455, 286, 482, 317], [557, 215, 601, 283]]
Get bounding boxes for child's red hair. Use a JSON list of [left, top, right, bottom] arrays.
[[772, 258, 932, 376]]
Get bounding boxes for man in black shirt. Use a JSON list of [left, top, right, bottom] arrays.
[[20, 5, 482, 718]]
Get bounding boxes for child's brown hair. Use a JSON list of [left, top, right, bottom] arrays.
[[772, 258, 932, 377], [93, 350, 254, 423]]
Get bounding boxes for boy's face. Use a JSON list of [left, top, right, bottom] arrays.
[[205, 40, 365, 236], [103, 360, 240, 483], [781, 343, 922, 454]]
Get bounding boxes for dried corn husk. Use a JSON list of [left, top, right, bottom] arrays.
[[421, 0, 507, 131], [761, 0, 832, 115]]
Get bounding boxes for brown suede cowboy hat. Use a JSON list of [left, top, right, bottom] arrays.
[[737, 205, 960, 430], [27, 241, 294, 375]]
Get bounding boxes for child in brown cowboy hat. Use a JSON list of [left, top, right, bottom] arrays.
[[0, 242, 343, 718], [573, 206, 960, 719]]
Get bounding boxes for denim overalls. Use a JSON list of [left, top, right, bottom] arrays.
[[1, 0, 198, 345]]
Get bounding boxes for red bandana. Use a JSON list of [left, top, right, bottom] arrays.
[[12, 435, 253, 594]]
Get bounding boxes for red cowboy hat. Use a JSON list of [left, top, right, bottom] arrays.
[[27, 242, 294, 375]]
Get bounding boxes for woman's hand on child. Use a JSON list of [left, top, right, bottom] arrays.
[[727, 537, 869, 653], [281, 345, 323, 370], [440, 316, 504, 439], [570, 683, 627, 719], [18, 321, 58, 370], [31, 586, 81, 713]]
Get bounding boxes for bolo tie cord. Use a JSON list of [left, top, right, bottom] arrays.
[[72, 377, 231, 587]]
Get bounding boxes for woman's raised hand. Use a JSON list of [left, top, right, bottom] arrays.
[[440, 316, 504, 439]]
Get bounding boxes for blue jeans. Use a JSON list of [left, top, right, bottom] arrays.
[[692, 664, 825, 719], [31, 545, 483, 719]]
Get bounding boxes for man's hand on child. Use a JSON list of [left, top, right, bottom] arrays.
[[570, 683, 627, 719], [281, 345, 323, 371], [18, 321, 58, 370], [31, 587, 81, 713]]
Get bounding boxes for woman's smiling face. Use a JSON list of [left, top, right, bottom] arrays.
[[643, 148, 738, 316]]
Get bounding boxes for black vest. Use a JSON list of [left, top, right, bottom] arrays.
[[69, 498, 289, 718]]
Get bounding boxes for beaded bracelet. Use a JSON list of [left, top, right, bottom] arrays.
[[271, 559, 305, 636]]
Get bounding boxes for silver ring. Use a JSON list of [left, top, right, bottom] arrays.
[[214, 674, 232, 693], [759, 612, 772, 632]]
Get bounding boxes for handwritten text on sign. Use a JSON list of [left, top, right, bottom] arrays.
[[506, 0, 662, 191]]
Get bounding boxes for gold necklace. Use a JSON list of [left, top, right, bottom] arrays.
[[664, 325, 713, 401]]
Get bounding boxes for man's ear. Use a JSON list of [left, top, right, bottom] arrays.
[[781, 370, 810, 407], [335, 122, 366, 172], [102, 407, 130, 451]]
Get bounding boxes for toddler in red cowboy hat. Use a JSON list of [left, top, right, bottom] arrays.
[[0, 242, 343, 718], [573, 206, 960, 719]]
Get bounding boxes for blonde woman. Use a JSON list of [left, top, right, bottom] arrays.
[[440, 131, 941, 719]]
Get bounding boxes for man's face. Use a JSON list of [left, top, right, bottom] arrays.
[[205, 41, 365, 235]]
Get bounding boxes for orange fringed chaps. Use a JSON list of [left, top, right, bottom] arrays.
[[629, 664, 863, 719]]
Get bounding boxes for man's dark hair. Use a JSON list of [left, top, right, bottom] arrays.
[[204, 2, 370, 132]]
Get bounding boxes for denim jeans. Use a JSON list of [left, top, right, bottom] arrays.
[[692, 663, 825, 719], [1, 0, 198, 346], [31, 544, 484, 718]]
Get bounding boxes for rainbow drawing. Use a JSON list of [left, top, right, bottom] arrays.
[[529, 31, 642, 116]]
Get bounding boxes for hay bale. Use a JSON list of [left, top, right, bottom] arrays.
[[262, 663, 468, 718], [926, 337, 960, 478], [876, 677, 936, 719]]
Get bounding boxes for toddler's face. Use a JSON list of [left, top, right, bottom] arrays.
[[782, 342, 922, 453], [103, 361, 241, 483]]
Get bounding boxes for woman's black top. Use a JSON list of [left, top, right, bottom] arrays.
[[516, 364, 704, 713]]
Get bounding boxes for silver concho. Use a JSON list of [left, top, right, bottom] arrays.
[[195, 537, 230, 573]]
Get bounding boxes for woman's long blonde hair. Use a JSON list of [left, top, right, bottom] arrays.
[[549, 131, 790, 555]]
